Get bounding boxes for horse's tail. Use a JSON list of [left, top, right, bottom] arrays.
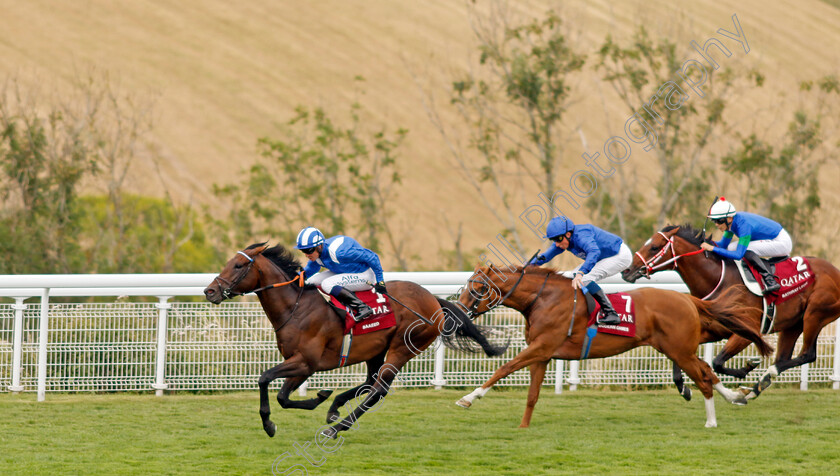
[[689, 286, 773, 357], [436, 298, 509, 357]]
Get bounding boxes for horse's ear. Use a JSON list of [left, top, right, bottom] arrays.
[[252, 243, 269, 254]]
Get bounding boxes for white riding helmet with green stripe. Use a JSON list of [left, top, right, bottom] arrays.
[[708, 197, 737, 220]]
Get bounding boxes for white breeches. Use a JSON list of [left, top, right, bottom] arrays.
[[305, 269, 376, 294], [572, 243, 633, 287]]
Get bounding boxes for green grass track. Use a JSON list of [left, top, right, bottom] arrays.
[[2, 387, 839, 475]]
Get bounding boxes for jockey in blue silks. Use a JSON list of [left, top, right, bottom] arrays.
[[528, 216, 633, 325], [295, 226, 387, 321], [699, 197, 792, 294]]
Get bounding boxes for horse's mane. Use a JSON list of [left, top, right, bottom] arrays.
[[250, 243, 303, 277], [488, 265, 564, 278], [661, 224, 710, 247]]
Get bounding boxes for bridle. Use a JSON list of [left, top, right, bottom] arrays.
[[213, 251, 258, 299], [634, 231, 705, 278], [635, 231, 725, 300], [462, 266, 548, 318], [211, 249, 307, 330]]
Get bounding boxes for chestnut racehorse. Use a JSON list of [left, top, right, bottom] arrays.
[[455, 265, 772, 428], [622, 224, 840, 400], [204, 243, 506, 439]]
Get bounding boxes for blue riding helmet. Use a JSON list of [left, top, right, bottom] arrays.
[[295, 226, 325, 249], [545, 216, 575, 240]]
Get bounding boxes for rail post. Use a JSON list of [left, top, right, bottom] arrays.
[[703, 343, 714, 366], [9, 297, 27, 392], [800, 363, 809, 391], [832, 322, 840, 390], [568, 361, 580, 391], [36, 288, 50, 402], [152, 296, 172, 396], [554, 359, 565, 394], [431, 339, 446, 389]]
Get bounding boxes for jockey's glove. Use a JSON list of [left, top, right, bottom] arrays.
[[374, 281, 387, 294]]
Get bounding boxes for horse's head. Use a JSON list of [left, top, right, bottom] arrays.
[[457, 265, 507, 317], [204, 243, 269, 304], [622, 224, 711, 282], [622, 226, 683, 283]]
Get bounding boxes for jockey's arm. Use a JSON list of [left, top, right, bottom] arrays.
[[576, 235, 602, 275], [302, 260, 321, 279], [713, 234, 750, 260], [529, 245, 563, 266], [715, 230, 734, 249]]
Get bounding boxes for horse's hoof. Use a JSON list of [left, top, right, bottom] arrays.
[[456, 398, 471, 409], [731, 394, 748, 406], [317, 389, 334, 401], [326, 411, 340, 423], [747, 357, 761, 369], [264, 421, 277, 438], [757, 373, 773, 393], [681, 387, 692, 402], [704, 421, 718, 428], [321, 426, 338, 440]]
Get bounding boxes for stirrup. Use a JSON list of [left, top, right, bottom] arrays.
[[763, 278, 781, 294], [351, 306, 373, 322], [597, 312, 621, 326]]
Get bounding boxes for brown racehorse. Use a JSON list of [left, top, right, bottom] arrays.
[[454, 265, 772, 428], [203, 243, 506, 439], [622, 224, 840, 400]]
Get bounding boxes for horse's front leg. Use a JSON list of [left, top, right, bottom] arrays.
[[519, 360, 549, 428], [276, 376, 334, 410], [457, 342, 553, 409], [259, 356, 312, 437], [711, 335, 758, 379]]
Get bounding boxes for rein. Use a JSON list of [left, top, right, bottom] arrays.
[[636, 232, 727, 301], [524, 272, 550, 314]]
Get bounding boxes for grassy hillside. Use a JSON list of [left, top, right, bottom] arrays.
[[1, 0, 839, 269]]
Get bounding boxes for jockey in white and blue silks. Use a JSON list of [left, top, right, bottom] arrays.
[[295, 226, 387, 321], [699, 197, 792, 294], [528, 216, 632, 325]]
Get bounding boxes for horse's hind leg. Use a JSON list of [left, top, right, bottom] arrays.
[[672, 362, 691, 401], [321, 355, 406, 439], [276, 376, 333, 410], [519, 360, 549, 428], [326, 352, 385, 423], [669, 352, 723, 428]]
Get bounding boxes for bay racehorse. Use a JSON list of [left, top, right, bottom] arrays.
[[204, 243, 506, 438], [455, 265, 772, 428], [622, 224, 840, 400]]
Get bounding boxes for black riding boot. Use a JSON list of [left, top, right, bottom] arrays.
[[592, 289, 621, 326], [335, 288, 374, 321], [743, 251, 781, 294]]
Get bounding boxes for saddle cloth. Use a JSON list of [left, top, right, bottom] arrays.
[[324, 288, 397, 336], [586, 292, 637, 337], [743, 256, 815, 305]]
